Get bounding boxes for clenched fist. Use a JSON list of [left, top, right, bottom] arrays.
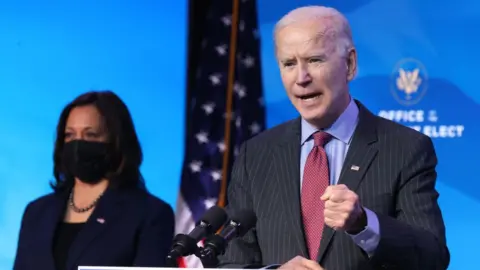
[[278, 256, 325, 270], [321, 184, 367, 234]]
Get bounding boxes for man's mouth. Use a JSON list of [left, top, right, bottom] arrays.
[[296, 93, 322, 101]]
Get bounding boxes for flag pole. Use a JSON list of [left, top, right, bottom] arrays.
[[218, 0, 240, 208]]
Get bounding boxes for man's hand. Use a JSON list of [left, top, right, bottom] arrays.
[[278, 256, 324, 270], [321, 184, 367, 234]]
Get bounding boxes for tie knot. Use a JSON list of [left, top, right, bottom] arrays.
[[313, 131, 332, 147]]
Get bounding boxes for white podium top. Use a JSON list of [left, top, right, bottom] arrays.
[[79, 267, 242, 270]]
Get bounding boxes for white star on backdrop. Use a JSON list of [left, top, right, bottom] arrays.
[[221, 15, 231, 26], [196, 131, 209, 144], [235, 117, 242, 128], [215, 44, 227, 56], [249, 122, 261, 134], [243, 55, 255, 68], [189, 161, 202, 173], [202, 102, 215, 115], [210, 171, 222, 182], [209, 73, 222, 86], [204, 198, 217, 209], [217, 141, 226, 152], [234, 82, 246, 98], [239, 20, 245, 32]]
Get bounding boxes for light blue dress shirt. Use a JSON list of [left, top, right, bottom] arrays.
[[300, 99, 380, 256]]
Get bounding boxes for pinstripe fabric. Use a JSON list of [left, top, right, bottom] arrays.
[[218, 100, 449, 270]]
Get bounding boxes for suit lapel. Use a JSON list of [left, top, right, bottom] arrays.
[[274, 118, 309, 257], [317, 101, 379, 262], [40, 192, 68, 270], [67, 187, 128, 267]]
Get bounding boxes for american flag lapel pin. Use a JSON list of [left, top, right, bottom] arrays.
[[351, 165, 360, 171], [96, 218, 105, 224]]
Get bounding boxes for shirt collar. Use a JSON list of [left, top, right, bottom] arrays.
[[301, 98, 359, 145]]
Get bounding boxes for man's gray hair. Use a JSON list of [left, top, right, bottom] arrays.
[[274, 6, 354, 57]]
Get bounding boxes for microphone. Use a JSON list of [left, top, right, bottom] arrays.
[[166, 205, 227, 267], [197, 209, 257, 267]]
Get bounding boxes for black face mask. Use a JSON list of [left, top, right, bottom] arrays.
[[62, 140, 110, 184]]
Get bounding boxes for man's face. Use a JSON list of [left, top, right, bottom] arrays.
[[275, 20, 354, 128]]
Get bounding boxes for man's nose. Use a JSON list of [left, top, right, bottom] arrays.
[[296, 66, 312, 86]]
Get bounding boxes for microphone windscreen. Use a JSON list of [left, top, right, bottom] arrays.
[[200, 206, 227, 231], [231, 209, 257, 236]]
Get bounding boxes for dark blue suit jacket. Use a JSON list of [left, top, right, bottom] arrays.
[[13, 187, 174, 270]]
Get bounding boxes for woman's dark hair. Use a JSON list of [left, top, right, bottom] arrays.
[[51, 90, 145, 192]]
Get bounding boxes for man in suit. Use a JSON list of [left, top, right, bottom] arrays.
[[218, 5, 449, 270]]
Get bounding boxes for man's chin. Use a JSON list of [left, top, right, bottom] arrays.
[[300, 112, 328, 126], [299, 101, 341, 125]]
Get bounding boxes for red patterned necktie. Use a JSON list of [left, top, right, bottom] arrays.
[[301, 131, 332, 260]]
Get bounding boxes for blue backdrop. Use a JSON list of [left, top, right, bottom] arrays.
[[0, 0, 477, 269], [0, 1, 187, 268]]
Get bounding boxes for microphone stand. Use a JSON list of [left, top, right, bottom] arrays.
[[196, 235, 226, 268], [166, 234, 200, 267], [166, 257, 178, 268], [197, 248, 219, 268]]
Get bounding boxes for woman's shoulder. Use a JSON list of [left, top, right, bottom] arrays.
[[135, 190, 172, 210], [127, 189, 174, 218], [25, 192, 61, 211], [20, 192, 63, 222]]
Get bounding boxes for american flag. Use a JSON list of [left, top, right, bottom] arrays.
[[175, 0, 265, 267]]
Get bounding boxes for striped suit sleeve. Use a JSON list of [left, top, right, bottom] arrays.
[[371, 135, 450, 270], [217, 143, 264, 268]]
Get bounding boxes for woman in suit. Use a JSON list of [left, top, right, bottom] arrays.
[[13, 91, 175, 270]]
